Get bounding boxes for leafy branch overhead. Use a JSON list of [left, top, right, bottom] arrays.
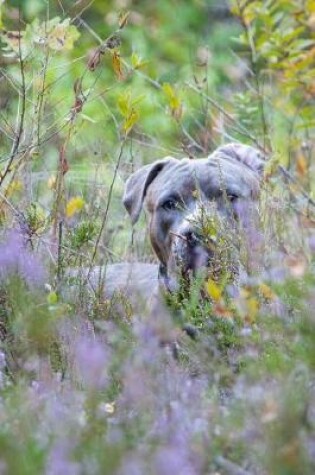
[[1, 17, 80, 58], [232, 0, 315, 97]]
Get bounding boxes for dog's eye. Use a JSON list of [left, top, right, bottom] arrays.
[[162, 199, 178, 211], [227, 193, 238, 203]]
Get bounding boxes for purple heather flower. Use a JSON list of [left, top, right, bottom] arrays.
[[75, 336, 110, 390], [46, 441, 81, 475], [0, 229, 46, 287], [117, 456, 146, 475], [227, 283, 240, 298], [0, 461, 7, 475], [153, 445, 198, 475], [264, 265, 286, 283], [308, 234, 315, 253]]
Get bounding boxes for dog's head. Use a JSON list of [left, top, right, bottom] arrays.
[[123, 143, 265, 292]]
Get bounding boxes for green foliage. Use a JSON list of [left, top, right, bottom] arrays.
[[69, 220, 98, 250], [0, 1, 315, 474], [1, 16, 80, 59], [231, 0, 315, 169]]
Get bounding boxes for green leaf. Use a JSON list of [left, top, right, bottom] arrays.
[[47, 292, 58, 305], [0, 0, 4, 29], [123, 109, 139, 135], [46, 18, 80, 51], [117, 91, 131, 117]]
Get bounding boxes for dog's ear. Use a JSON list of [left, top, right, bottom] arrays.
[[211, 143, 265, 175], [123, 157, 176, 225]]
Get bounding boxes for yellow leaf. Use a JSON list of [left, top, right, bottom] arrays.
[[6, 180, 23, 197], [163, 83, 180, 108], [240, 287, 251, 299], [118, 91, 131, 117], [205, 278, 222, 301], [259, 283, 275, 301], [162, 83, 182, 119], [162, 82, 174, 99], [47, 175, 57, 190], [296, 154, 308, 177], [66, 196, 85, 218], [47, 19, 80, 51], [112, 51, 123, 80], [131, 52, 148, 70], [123, 109, 139, 135], [242, 5, 256, 26], [307, 0, 315, 14], [247, 297, 259, 322], [118, 11, 130, 29]]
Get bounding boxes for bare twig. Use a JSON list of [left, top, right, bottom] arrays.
[[0, 21, 26, 188], [57, 220, 63, 284], [0, 190, 24, 219], [87, 138, 126, 275], [185, 81, 266, 152], [278, 165, 315, 209], [180, 123, 205, 154]]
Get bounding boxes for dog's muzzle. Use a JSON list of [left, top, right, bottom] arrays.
[[161, 211, 239, 294], [171, 228, 214, 277]]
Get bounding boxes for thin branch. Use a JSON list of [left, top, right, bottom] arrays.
[[0, 190, 24, 219], [185, 81, 266, 152], [0, 23, 27, 188], [278, 165, 315, 209], [0, 68, 21, 94], [130, 135, 181, 156], [88, 138, 126, 275], [71, 0, 97, 22], [0, 112, 15, 137], [57, 220, 63, 284], [0, 123, 14, 141], [180, 123, 205, 153]]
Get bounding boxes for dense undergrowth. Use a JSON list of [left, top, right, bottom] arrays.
[[0, 0, 315, 474]]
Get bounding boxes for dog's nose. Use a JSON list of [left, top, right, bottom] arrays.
[[184, 230, 200, 248], [180, 228, 213, 272]]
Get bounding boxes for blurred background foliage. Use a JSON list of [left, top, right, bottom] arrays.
[[0, 2, 315, 474], [0, 0, 314, 262], [0, 0, 245, 261], [1, 0, 243, 157]]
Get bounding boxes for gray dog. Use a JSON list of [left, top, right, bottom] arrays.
[[84, 143, 264, 307], [123, 143, 264, 293]]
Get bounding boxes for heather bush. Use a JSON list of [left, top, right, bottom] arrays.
[[0, 1, 314, 474]]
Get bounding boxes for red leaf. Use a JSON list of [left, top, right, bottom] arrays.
[[59, 145, 69, 175], [87, 48, 102, 71]]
